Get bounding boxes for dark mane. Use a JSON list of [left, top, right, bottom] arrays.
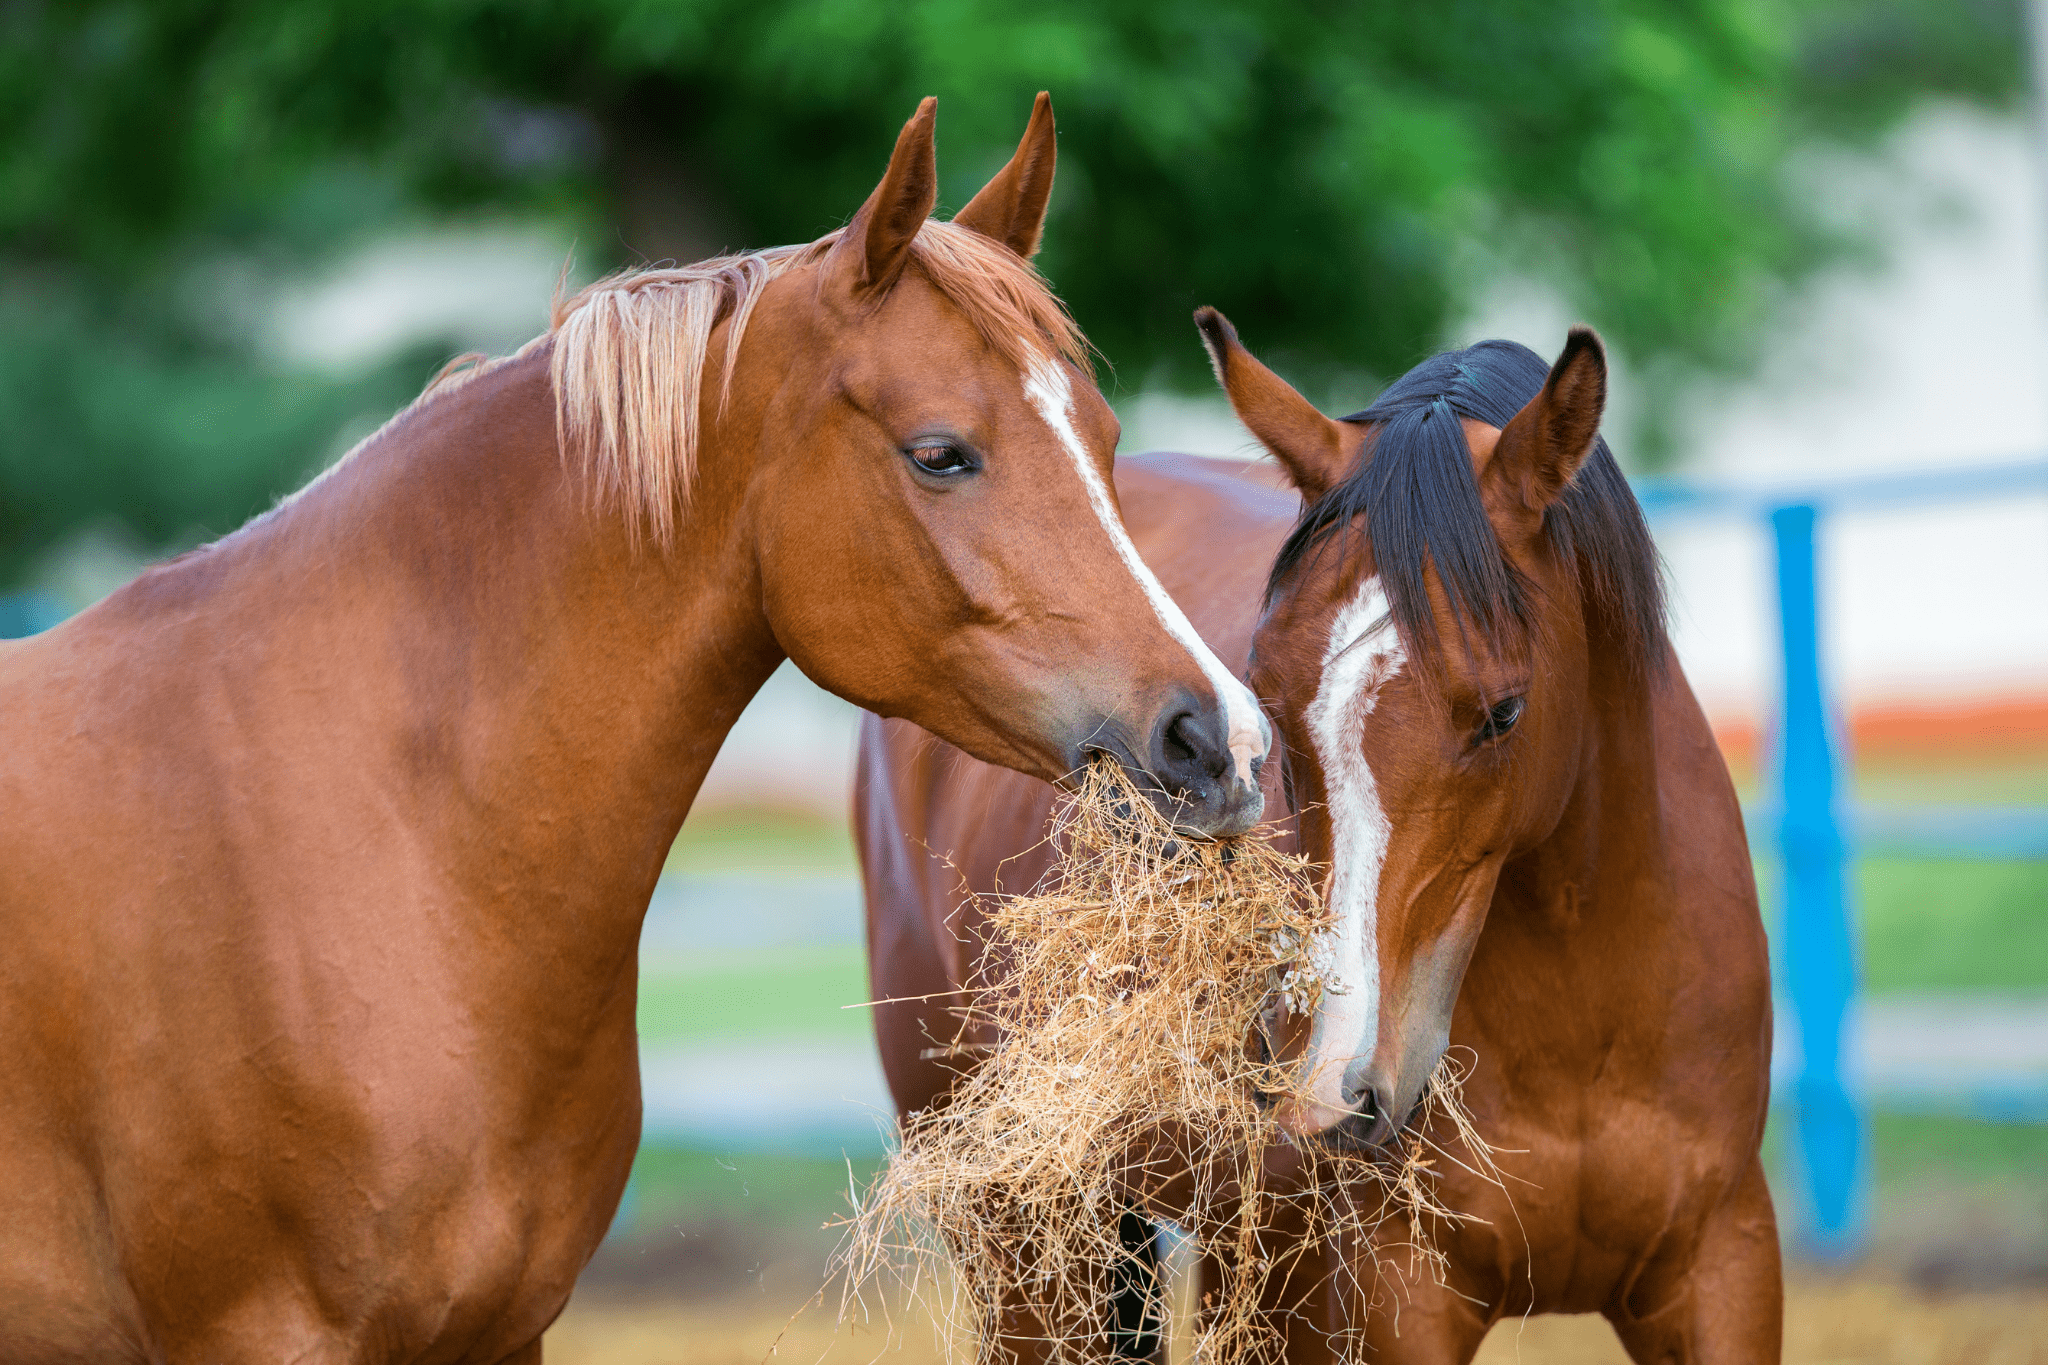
[[1267, 339, 1667, 676]]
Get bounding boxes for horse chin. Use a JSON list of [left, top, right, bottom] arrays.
[[1154, 775, 1264, 840], [1313, 1109, 1400, 1154]]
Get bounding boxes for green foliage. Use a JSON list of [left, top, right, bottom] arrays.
[[1861, 1113, 2048, 1184], [1794, 0, 2028, 136], [665, 809, 858, 875], [0, 278, 436, 583], [621, 1143, 870, 1232], [0, 1, 2027, 581]]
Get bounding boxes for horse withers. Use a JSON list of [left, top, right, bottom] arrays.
[[0, 96, 1267, 1364], [858, 317, 1778, 1361]]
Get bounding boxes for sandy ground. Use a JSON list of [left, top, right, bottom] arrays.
[[546, 1275, 2048, 1365]]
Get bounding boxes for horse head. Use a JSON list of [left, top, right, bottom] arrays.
[[560, 97, 1268, 836], [755, 99, 1268, 835], [1198, 309, 1649, 1141]]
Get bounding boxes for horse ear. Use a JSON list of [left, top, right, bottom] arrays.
[[1195, 307, 1358, 502], [954, 92, 1056, 260], [1483, 327, 1608, 541], [831, 97, 939, 295]]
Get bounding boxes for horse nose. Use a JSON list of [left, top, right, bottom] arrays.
[[1339, 1076, 1398, 1148], [1335, 1064, 1417, 1146], [1147, 701, 1264, 838]]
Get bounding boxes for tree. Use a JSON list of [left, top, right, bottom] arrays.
[[0, 0, 2025, 582]]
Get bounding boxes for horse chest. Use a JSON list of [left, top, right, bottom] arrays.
[[1419, 1074, 1751, 1315], [70, 998, 645, 1361]]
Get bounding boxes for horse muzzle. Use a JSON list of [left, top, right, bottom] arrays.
[[1275, 1049, 1442, 1150], [1139, 696, 1267, 838], [1069, 689, 1268, 839], [1270, 984, 1451, 1148]]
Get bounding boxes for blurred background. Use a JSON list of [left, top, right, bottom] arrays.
[[3, 2, 2044, 1360]]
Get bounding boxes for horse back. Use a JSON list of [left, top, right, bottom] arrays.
[[857, 454, 1297, 1118]]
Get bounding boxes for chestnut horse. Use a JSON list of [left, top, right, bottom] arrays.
[[858, 318, 1779, 1360], [0, 97, 1269, 1364]]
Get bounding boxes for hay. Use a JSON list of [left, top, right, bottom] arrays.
[[832, 760, 1502, 1363]]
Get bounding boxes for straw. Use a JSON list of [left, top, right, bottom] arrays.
[[830, 759, 1502, 1363]]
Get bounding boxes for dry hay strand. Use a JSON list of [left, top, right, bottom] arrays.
[[830, 761, 1507, 1364]]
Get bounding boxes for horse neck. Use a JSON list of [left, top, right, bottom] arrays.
[[202, 344, 782, 946]]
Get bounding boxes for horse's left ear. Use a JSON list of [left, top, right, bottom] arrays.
[[1482, 327, 1608, 543], [830, 97, 940, 296], [1195, 307, 1361, 503], [954, 92, 1056, 260]]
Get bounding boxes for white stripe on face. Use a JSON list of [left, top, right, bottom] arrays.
[[1022, 354, 1269, 783], [1297, 576, 1406, 1119]]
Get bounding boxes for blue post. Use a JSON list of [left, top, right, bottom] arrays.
[[1770, 503, 1866, 1258]]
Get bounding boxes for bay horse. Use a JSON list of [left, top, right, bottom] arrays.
[[858, 317, 1780, 1360], [0, 96, 1268, 1364]]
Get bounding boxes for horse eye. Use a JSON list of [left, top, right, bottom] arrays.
[[906, 442, 974, 476], [1478, 696, 1526, 742]]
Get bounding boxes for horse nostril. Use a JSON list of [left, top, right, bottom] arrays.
[[1140, 702, 1257, 836], [1339, 1077, 1396, 1143], [1161, 710, 1232, 784]]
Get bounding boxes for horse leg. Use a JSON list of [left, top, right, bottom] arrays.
[[1188, 1198, 1356, 1363], [982, 1210, 1161, 1365], [1603, 1156, 1783, 1364], [1106, 1209, 1166, 1361], [492, 1340, 544, 1365], [1343, 1263, 1491, 1364]]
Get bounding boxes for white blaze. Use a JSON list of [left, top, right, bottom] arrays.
[[1021, 354, 1268, 783], [1297, 576, 1406, 1118]]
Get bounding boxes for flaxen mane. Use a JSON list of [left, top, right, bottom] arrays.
[[548, 219, 1091, 546]]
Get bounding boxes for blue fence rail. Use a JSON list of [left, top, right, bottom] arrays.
[[1635, 454, 2048, 1260]]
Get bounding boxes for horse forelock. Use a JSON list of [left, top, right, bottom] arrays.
[[546, 219, 1090, 549], [903, 218, 1092, 379], [1265, 339, 1667, 681]]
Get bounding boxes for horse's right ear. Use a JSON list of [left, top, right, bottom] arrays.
[[830, 97, 940, 296], [954, 92, 1056, 260], [1482, 326, 1608, 545], [1195, 307, 1358, 503]]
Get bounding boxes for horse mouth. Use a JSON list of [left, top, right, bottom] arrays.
[[1251, 1077, 1402, 1153], [1250, 1030, 1410, 1154], [1074, 740, 1264, 841], [1308, 1105, 1401, 1153]]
